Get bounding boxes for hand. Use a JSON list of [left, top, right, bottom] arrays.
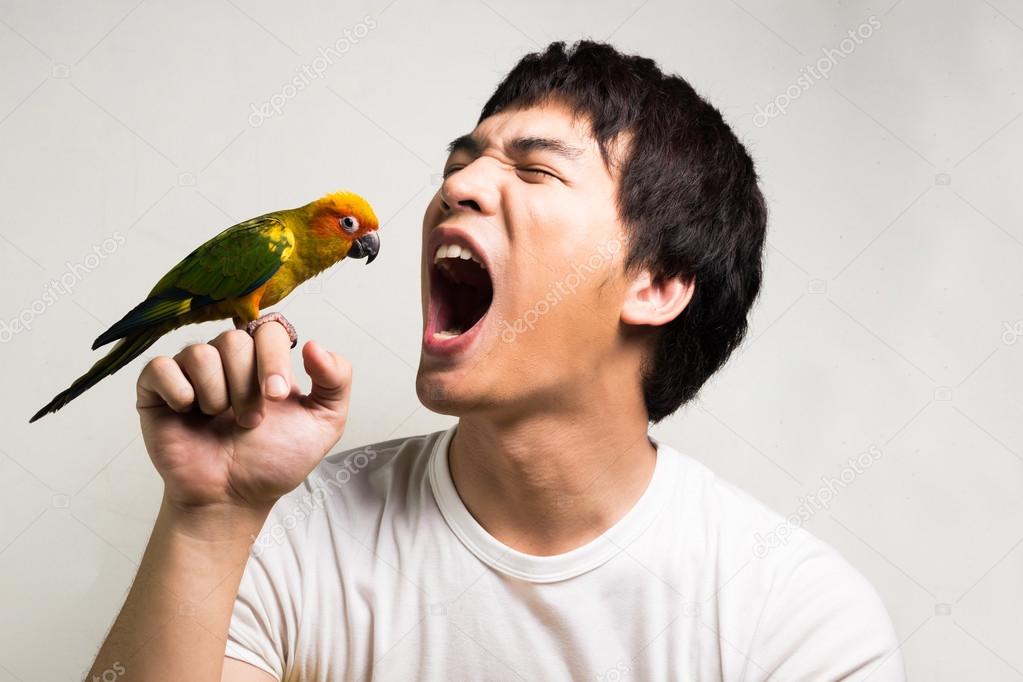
[[136, 323, 352, 513]]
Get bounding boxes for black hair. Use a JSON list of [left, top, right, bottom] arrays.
[[479, 40, 768, 423]]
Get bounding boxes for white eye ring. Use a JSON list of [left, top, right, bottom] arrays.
[[340, 216, 359, 233]]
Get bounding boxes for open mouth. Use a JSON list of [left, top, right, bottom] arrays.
[[428, 242, 494, 344]]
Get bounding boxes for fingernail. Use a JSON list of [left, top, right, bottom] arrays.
[[266, 374, 288, 398]]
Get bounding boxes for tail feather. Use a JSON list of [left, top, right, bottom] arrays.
[[92, 292, 195, 350], [30, 326, 168, 422]]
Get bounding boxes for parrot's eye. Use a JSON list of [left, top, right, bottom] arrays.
[[340, 216, 359, 234]]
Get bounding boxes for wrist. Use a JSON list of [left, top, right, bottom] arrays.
[[158, 493, 273, 544]]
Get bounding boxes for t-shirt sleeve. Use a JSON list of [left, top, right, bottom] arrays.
[[224, 504, 305, 681], [750, 539, 906, 681]]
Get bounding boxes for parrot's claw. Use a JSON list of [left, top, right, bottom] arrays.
[[245, 312, 298, 349]]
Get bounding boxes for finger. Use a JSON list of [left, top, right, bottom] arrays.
[[252, 319, 295, 401], [302, 340, 352, 413], [173, 344, 229, 415], [210, 329, 263, 428], [137, 356, 195, 412]]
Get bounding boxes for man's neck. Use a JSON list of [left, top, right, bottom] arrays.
[[447, 405, 658, 556]]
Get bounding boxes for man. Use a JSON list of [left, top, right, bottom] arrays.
[[88, 41, 904, 681]]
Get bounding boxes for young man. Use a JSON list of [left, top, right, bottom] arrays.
[[88, 41, 904, 681]]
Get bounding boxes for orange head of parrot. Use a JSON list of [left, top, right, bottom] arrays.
[[307, 190, 381, 264]]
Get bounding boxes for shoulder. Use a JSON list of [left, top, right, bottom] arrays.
[[659, 442, 905, 680]]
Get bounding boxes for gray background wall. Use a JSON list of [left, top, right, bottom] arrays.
[[1, 0, 1021, 679]]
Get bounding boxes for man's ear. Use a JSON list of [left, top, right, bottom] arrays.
[[621, 269, 695, 327]]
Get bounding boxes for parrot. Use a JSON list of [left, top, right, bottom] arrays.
[[29, 190, 380, 423]]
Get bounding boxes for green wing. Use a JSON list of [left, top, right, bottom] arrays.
[[92, 215, 294, 349]]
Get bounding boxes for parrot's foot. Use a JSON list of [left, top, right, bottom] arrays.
[[245, 312, 298, 349]]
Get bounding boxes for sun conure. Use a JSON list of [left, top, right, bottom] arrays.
[[30, 190, 380, 423]]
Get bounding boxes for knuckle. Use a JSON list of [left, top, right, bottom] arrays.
[[180, 342, 215, 367], [139, 356, 161, 379], [211, 329, 234, 346], [219, 329, 254, 357], [149, 355, 178, 377], [230, 328, 254, 346]]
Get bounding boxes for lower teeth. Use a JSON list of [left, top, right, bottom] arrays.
[[434, 329, 463, 339]]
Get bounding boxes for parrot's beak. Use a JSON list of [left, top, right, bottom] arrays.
[[349, 231, 380, 264]]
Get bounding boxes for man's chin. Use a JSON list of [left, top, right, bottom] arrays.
[[415, 371, 491, 416], [417, 372, 461, 412]]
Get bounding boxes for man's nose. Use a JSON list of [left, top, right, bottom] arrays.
[[439, 159, 499, 216]]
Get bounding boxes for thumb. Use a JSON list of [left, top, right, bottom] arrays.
[[302, 340, 352, 413]]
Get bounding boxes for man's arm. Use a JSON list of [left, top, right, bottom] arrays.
[[85, 324, 353, 681], [223, 659, 275, 681], [751, 540, 906, 682], [88, 499, 273, 681]]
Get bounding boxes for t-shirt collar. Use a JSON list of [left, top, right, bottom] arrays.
[[427, 423, 679, 583]]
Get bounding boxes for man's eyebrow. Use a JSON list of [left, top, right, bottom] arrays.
[[446, 134, 483, 156], [509, 136, 584, 160], [445, 134, 585, 161]]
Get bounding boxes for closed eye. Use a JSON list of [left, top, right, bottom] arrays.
[[517, 167, 558, 181], [441, 164, 560, 181]]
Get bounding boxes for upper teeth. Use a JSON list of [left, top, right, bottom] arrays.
[[433, 243, 485, 269]]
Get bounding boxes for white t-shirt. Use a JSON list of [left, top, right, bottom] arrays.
[[226, 425, 905, 681]]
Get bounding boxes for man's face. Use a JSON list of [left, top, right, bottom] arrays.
[[417, 100, 630, 418]]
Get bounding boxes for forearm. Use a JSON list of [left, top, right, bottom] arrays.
[[88, 495, 271, 682]]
